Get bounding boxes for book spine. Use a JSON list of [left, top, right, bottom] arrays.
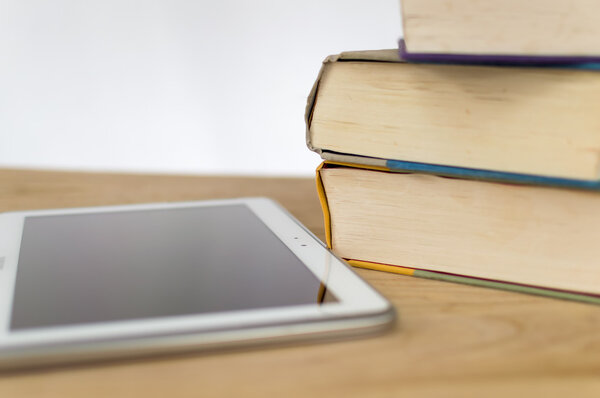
[[305, 55, 344, 154], [306, 50, 404, 155], [315, 162, 333, 248]]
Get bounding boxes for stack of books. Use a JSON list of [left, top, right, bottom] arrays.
[[305, 3, 600, 304]]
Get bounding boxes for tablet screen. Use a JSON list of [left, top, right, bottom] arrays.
[[10, 204, 336, 331]]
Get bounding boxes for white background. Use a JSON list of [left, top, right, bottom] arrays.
[[0, 1, 402, 176]]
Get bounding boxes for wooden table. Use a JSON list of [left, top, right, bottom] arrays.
[[1, 169, 599, 397]]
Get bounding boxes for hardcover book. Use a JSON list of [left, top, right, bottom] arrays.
[[316, 162, 600, 304], [306, 50, 600, 181], [400, 0, 600, 61]]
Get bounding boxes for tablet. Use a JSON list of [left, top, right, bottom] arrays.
[[0, 198, 394, 369]]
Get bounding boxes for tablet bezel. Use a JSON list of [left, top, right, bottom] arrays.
[[0, 198, 393, 365]]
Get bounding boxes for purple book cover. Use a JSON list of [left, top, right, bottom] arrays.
[[399, 39, 600, 65]]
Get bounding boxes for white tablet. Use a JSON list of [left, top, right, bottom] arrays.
[[0, 198, 394, 369]]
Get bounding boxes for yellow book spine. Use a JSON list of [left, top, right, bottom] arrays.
[[315, 160, 391, 253], [315, 162, 333, 248]]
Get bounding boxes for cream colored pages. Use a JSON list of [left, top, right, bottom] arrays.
[[402, 0, 600, 55], [322, 167, 600, 295], [305, 50, 400, 154], [310, 61, 600, 180]]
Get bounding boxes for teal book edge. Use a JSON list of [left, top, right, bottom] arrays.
[[416, 269, 600, 305], [321, 151, 600, 190], [385, 159, 600, 190]]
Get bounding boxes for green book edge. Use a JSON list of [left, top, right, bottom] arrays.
[[416, 268, 600, 305], [348, 259, 600, 305]]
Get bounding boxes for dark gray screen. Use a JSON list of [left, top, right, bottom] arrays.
[[10, 204, 335, 331]]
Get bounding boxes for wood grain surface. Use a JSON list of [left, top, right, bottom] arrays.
[[1, 169, 599, 397]]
